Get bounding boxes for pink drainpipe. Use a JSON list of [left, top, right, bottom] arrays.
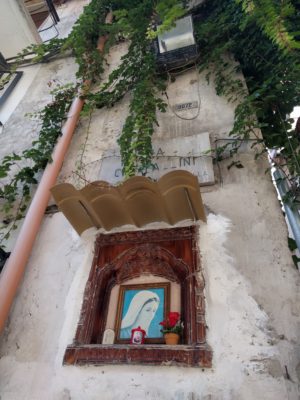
[[0, 11, 113, 334]]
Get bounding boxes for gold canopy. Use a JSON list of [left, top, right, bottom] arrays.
[[50, 170, 206, 235]]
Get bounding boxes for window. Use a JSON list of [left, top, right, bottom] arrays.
[[64, 226, 212, 367]]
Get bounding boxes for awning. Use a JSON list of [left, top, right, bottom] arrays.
[[50, 170, 206, 234]]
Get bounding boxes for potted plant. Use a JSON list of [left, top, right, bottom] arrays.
[[159, 312, 183, 345]]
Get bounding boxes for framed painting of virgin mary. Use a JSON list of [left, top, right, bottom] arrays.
[[115, 282, 170, 343]]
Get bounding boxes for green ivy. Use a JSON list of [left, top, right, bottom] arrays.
[[236, 0, 300, 51], [11, 38, 66, 66], [12, 0, 111, 82], [64, 0, 110, 80], [89, 37, 167, 177], [0, 0, 112, 243], [2, 0, 300, 244], [194, 0, 300, 179], [117, 45, 167, 176], [0, 84, 76, 241], [7, 0, 188, 179], [87, 0, 174, 177]]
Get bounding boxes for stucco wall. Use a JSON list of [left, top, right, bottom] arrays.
[[0, 0, 41, 58], [0, 38, 299, 400]]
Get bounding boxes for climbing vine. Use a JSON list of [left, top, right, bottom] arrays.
[[7, 0, 183, 180], [117, 46, 167, 176], [194, 0, 300, 182], [0, 0, 178, 241], [11, 0, 111, 81], [80, 0, 187, 176], [1, 0, 300, 246], [63, 0, 110, 81], [0, 84, 76, 240], [89, 37, 167, 176], [235, 0, 300, 51], [0, 0, 112, 243]]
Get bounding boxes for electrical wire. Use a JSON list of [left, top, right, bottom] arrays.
[[165, 63, 201, 121]]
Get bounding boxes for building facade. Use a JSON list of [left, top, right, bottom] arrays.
[[0, 2, 299, 399]]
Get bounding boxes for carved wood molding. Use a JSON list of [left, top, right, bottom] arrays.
[[97, 226, 196, 246], [66, 226, 212, 367], [101, 243, 190, 284]]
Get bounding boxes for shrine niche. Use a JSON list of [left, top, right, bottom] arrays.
[[63, 226, 212, 367]]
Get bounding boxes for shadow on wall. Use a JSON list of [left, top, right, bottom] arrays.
[[0, 248, 10, 274]]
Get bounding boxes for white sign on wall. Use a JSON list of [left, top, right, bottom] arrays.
[[98, 132, 214, 185], [174, 101, 199, 112]]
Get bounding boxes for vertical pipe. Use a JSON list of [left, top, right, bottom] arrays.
[[0, 11, 113, 334]]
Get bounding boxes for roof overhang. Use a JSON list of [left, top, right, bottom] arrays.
[[50, 170, 206, 235]]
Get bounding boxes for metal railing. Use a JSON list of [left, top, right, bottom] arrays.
[[273, 168, 300, 254]]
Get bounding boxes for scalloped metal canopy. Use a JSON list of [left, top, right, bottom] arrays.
[[50, 170, 206, 235]]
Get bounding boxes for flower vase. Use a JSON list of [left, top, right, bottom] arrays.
[[164, 333, 180, 345]]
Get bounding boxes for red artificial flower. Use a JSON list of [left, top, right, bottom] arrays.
[[160, 312, 181, 329], [168, 312, 180, 327]]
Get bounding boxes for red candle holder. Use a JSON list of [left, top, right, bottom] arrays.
[[130, 326, 146, 344]]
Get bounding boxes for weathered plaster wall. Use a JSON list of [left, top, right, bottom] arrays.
[[0, 0, 87, 126], [0, 32, 299, 400], [0, 0, 41, 58], [1, 205, 298, 399]]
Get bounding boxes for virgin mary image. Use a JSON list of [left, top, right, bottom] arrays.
[[120, 290, 160, 339]]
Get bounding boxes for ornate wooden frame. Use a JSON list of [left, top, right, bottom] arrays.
[[63, 226, 212, 367]]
